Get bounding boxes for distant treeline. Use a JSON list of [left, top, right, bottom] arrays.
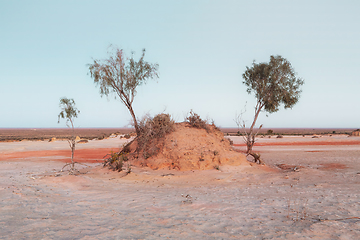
[[0, 127, 356, 142], [0, 128, 134, 142], [221, 128, 355, 136]]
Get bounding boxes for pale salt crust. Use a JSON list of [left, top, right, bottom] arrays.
[[1, 136, 359, 239]]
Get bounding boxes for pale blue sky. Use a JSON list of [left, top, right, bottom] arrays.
[[1, 0, 359, 128]]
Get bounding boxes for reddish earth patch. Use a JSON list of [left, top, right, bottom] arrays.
[[319, 163, 347, 170], [0, 148, 118, 163], [233, 140, 360, 147], [276, 164, 303, 171]]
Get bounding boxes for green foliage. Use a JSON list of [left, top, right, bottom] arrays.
[[267, 129, 274, 135], [185, 110, 208, 130], [88, 47, 159, 135], [58, 97, 80, 128], [243, 55, 304, 114], [103, 150, 129, 172], [57, 97, 80, 174], [241, 55, 304, 164]]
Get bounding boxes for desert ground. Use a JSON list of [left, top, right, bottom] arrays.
[[1, 131, 360, 239]]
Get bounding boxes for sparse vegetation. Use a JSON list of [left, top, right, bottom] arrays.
[[199, 152, 205, 161], [88, 47, 159, 136], [137, 113, 175, 159], [103, 150, 131, 173], [240, 55, 304, 164], [267, 129, 274, 135], [57, 97, 83, 174], [104, 113, 175, 171], [185, 110, 208, 130]]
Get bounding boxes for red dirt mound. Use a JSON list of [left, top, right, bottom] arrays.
[[128, 123, 249, 171]]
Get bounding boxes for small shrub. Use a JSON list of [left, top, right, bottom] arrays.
[[103, 151, 129, 172], [137, 113, 175, 158], [199, 153, 205, 161], [185, 110, 208, 130], [276, 135, 283, 138], [267, 129, 274, 135]]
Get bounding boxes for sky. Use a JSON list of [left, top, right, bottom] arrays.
[[1, 0, 359, 129]]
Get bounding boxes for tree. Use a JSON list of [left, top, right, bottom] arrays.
[[241, 55, 304, 164], [88, 47, 159, 136], [58, 97, 80, 174]]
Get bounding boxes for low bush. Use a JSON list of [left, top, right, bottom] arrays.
[[185, 110, 208, 130], [104, 113, 175, 171], [103, 150, 129, 172], [137, 113, 175, 159]]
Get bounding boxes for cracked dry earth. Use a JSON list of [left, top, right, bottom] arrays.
[[1, 136, 360, 239]]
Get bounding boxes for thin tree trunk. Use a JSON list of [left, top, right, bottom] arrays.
[[245, 102, 264, 164], [128, 104, 140, 136], [71, 139, 75, 169], [247, 103, 262, 153], [69, 119, 75, 171]]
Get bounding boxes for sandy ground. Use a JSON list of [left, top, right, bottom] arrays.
[[1, 135, 360, 239]]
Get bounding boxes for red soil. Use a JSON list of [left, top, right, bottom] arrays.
[[319, 163, 348, 170], [0, 148, 118, 163], [2, 137, 359, 165]]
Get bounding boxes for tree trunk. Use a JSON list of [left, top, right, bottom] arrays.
[[69, 119, 76, 171], [246, 140, 253, 153], [245, 102, 265, 164], [128, 104, 140, 136], [247, 104, 262, 153], [71, 139, 75, 170]]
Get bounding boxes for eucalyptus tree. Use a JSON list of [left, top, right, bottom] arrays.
[[88, 47, 159, 136], [58, 97, 80, 174], [241, 55, 304, 164]]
